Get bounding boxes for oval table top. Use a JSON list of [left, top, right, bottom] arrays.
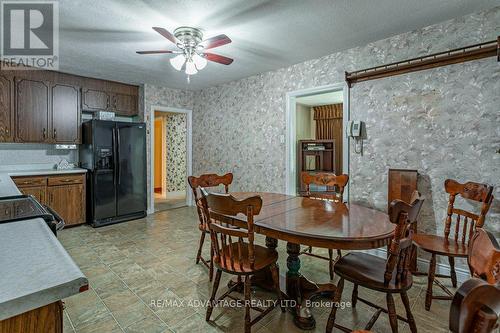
[[229, 192, 395, 250]]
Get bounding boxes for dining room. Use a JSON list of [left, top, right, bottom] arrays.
[[1, 1, 499, 333]]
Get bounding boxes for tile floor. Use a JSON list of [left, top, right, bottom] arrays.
[[154, 192, 187, 212], [59, 207, 456, 333]]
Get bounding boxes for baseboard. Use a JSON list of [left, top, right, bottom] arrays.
[[363, 248, 470, 284]]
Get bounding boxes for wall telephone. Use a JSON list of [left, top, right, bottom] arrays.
[[347, 120, 363, 138], [347, 120, 364, 154]]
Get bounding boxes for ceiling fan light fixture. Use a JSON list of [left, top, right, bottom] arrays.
[[185, 60, 198, 75], [192, 53, 207, 70], [170, 54, 185, 71], [138, 26, 234, 78]]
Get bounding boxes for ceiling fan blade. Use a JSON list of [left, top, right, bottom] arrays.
[[136, 50, 174, 54], [204, 52, 233, 65], [201, 34, 232, 49], [152, 27, 178, 45]]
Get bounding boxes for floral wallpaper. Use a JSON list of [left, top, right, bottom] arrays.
[[141, 7, 500, 269], [189, 6, 500, 261], [142, 84, 195, 211], [165, 113, 187, 192]]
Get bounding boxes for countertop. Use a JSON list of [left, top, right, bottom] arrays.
[[0, 167, 87, 197], [0, 169, 88, 321]]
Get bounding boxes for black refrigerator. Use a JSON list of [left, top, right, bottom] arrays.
[[80, 120, 147, 227]]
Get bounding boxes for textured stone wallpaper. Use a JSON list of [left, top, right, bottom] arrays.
[[189, 6, 500, 248], [165, 113, 187, 192]]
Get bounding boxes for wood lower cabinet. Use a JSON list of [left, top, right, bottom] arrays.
[[13, 176, 48, 204], [17, 186, 47, 205], [12, 174, 86, 226], [47, 183, 85, 226], [0, 301, 63, 333], [0, 75, 13, 142]]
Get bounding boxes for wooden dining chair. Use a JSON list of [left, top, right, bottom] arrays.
[[300, 172, 349, 280], [353, 277, 500, 333], [188, 173, 233, 281], [352, 227, 500, 333], [449, 228, 500, 333], [468, 228, 500, 284], [326, 192, 424, 333], [449, 277, 500, 333], [412, 179, 494, 310], [201, 190, 284, 333]]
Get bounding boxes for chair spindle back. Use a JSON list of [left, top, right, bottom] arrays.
[[384, 191, 424, 285], [443, 179, 493, 245], [301, 172, 349, 202], [201, 190, 262, 272]]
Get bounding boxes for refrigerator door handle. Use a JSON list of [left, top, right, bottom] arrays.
[[116, 127, 121, 185], [112, 127, 117, 186]]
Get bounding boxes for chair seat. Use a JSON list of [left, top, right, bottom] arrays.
[[214, 242, 278, 274], [413, 234, 468, 257], [334, 252, 413, 292]]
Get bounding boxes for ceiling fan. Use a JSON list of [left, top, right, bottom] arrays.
[[136, 26, 233, 75]]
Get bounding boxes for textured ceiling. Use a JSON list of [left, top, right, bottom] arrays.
[[58, 0, 499, 90]]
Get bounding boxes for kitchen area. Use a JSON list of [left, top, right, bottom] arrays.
[[0, 67, 147, 331]]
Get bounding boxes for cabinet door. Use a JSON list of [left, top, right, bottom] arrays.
[[82, 88, 110, 111], [112, 93, 137, 116], [15, 78, 50, 142], [47, 184, 85, 226], [0, 75, 13, 142], [52, 84, 81, 143], [18, 186, 47, 205]]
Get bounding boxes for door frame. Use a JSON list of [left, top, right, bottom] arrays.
[[149, 105, 193, 214], [285, 82, 350, 199]]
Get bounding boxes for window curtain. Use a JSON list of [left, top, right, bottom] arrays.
[[313, 104, 343, 140], [313, 103, 343, 173]]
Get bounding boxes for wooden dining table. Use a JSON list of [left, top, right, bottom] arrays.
[[226, 192, 395, 330]]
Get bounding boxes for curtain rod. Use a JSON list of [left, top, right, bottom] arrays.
[[345, 36, 499, 87]]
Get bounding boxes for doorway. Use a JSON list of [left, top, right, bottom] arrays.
[[285, 83, 350, 198], [150, 106, 193, 213]]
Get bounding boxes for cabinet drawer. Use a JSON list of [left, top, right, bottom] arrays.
[[13, 176, 47, 187], [48, 174, 84, 186]]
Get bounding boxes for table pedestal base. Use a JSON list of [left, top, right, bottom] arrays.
[[226, 239, 336, 330]]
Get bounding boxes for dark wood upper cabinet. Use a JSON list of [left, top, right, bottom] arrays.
[[112, 93, 137, 116], [15, 78, 50, 143], [0, 75, 13, 142], [0, 69, 138, 143], [52, 84, 81, 143], [82, 88, 110, 111], [82, 89, 138, 116]]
